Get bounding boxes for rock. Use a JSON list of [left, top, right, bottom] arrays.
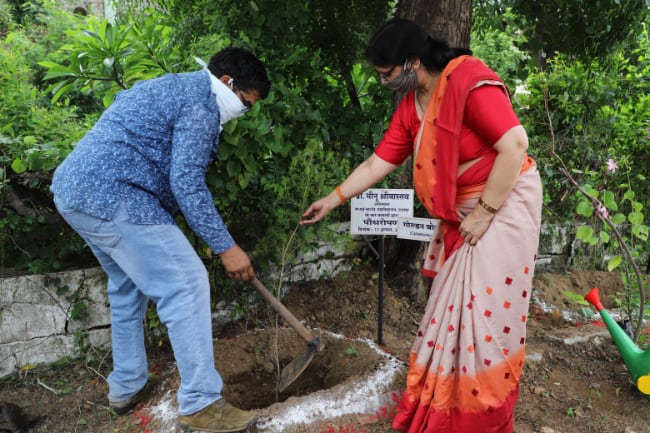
[[526, 351, 544, 363], [0, 402, 36, 432], [533, 386, 548, 396], [262, 362, 275, 374], [356, 414, 379, 424]]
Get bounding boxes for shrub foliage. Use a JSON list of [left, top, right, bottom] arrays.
[[1, 1, 648, 305]]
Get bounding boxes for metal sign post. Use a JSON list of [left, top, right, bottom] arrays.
[[350, 189, 414, 346], [378, 234, 385, 345]]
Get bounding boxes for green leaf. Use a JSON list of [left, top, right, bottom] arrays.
[[238, 173, 251, 189], [582, 184, 598, 197], [576, 201, 593, 217], [11, 158, 28, 174], [102, 92, 113, 108], [41, 68, 79, 80], [632, 224, 649, 241], [38, 60, 64, 69], [562, 290, 589, 305], [345, 347, 359, 357], [23, 136, 37, 145], [226, 159, 240, 178], [580, 307, 595, 318], [576, 225, 594, 242], [628, 211, 643, 225], [599, 230, 610, 244], [607, 255, 622, 272], [51, 82, 75, 104], [601, 190, 617, 210]]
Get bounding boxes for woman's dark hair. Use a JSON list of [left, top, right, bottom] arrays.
[[365, 18, 472, 72], [208, 47, 271, 98]]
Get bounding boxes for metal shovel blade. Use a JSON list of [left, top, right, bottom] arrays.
[[250, 278, 323, 392], [278, 337, 320, 392]]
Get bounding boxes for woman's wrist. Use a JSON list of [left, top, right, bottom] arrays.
[[477, 197, 499, 215], [478, 197, 499, 214], [335, 185, 347, 204]]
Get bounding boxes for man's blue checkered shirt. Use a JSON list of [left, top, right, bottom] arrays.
[[51, 69, 235, 254]]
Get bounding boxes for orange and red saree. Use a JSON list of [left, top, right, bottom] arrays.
[[392, 57, 543, 433]]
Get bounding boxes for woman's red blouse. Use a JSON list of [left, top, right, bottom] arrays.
[[374, 84, 521, 186]]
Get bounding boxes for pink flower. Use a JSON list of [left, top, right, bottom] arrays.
[[606, 158, 618, 174], [595, 203, 609, 219]]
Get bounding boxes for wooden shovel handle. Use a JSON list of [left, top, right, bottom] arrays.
[[251, 278, 315, 345]]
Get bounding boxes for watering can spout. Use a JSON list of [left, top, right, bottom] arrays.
[[584, 287, 605, 312], [584, 287, 650, 395]]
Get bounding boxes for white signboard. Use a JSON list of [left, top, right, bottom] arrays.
[[397, 216, 439, 241], [350, 189, 414, 235]]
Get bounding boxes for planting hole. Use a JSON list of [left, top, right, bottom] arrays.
[[213, 328, 387, 409]]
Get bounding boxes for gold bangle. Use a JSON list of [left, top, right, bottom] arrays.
[[335, 185, 347, 204], [478, 197, 499, 214]]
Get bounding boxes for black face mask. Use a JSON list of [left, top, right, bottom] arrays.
[[383, 60, 418, 93]]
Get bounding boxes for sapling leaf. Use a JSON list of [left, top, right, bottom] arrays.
[[562, 290, 589, 306]]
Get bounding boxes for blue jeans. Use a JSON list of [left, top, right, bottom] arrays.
[[54, 198, 222, 415]]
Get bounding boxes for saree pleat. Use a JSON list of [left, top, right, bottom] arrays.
[[393, 168, 542, 433]]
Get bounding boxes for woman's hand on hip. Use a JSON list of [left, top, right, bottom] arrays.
[[459, 205, 495, 246]]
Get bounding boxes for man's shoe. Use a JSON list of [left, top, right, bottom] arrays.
[[177, 399, 256, 433], [108, 380, 155, 415]]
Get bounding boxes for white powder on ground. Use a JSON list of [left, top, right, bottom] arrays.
[[256, 334, 405, 433], [143, 332, 406, 433]]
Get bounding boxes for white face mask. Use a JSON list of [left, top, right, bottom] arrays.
[[213, 77, 248, 127]]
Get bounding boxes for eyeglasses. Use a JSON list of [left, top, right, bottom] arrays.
[[236, 88, 252, 113], [376, 60, 410, 81], [230, 80, 253, 113], [377, 64, 398, 81]]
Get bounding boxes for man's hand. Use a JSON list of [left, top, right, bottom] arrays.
[[219, 244, 255, 281]]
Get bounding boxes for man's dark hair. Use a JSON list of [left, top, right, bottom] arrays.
[[208, 47, 271, 98]]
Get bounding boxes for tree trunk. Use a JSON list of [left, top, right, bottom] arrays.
[[387, 0, 472, 303], [398, 0, 472, 48]]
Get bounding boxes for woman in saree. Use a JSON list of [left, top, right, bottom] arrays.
[[300, 18, 542, 433]]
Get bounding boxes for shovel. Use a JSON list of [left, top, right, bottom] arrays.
[[250, 278, 322, 392]]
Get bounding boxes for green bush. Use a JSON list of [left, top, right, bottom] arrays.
[[519, 34, 650, 224], [2, 0, 393, 288], [0, 2, 95, 272], [4, 0, 648, 289]]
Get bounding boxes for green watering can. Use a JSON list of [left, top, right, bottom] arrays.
[[584, 287, 650, 395]]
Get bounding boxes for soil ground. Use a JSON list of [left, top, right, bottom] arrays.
[[1, 263, 649, 433]]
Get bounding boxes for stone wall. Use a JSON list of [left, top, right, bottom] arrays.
[[537, 223, 573, 271], [62, 0, 108, 17], [0, 268, 111, 378], [0, 225, 357, 379]]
